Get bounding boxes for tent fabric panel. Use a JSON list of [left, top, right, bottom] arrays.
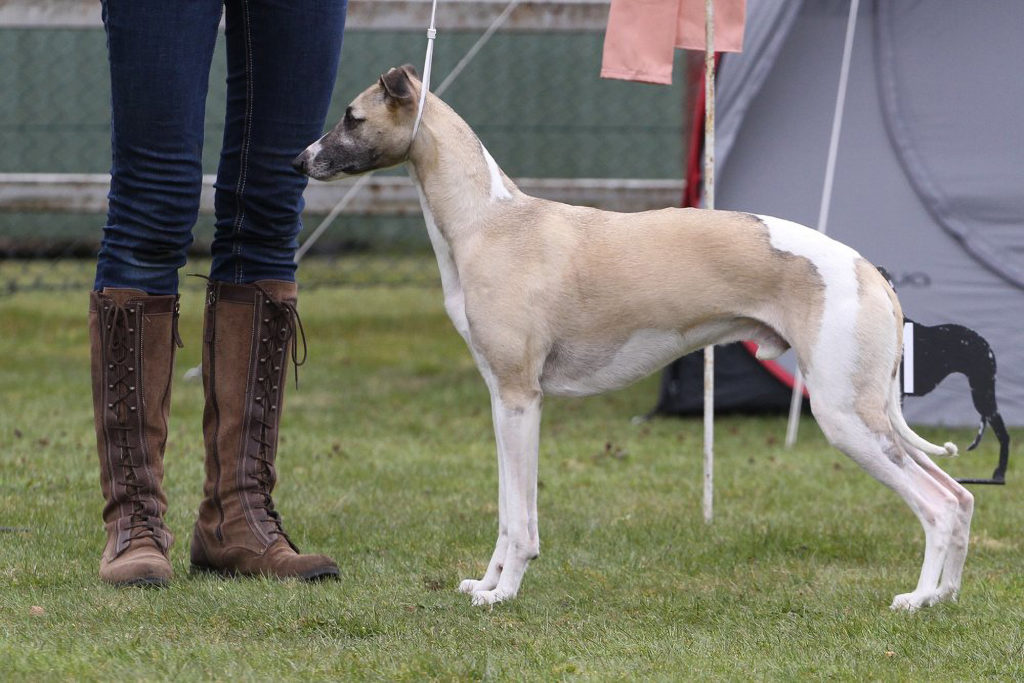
[[713, 0, 803, 182], [875, 0, 1024, 289], [708, 0, 1024, 427]]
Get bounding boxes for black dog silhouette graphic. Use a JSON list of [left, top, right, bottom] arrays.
[[879, 268, 1009, 484]]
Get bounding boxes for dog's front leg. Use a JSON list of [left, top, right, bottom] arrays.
[[458, 392, 510, 596], [464, 387, 542, 606]]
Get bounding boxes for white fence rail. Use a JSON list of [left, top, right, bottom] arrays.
[[0, 173, 682, 216]]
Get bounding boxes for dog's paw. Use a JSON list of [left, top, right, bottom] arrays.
[[890, 590, 941, 612], [460, 577, 500, 594], [471, 588, 513, 606]]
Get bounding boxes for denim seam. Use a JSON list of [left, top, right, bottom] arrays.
[[231, 0, 256, 284]]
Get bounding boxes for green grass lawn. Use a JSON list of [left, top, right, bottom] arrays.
[[1, 283, 1021, 681]]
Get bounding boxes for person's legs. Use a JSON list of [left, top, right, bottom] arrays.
[[192, 0, 347, 580], [211, 0, 348, 283], [91, 0, 221, 586], [96, 0, 223, 294]]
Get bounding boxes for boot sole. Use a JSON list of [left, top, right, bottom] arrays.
[[108, 576, 170, 588], [190, 563, 340, 582]]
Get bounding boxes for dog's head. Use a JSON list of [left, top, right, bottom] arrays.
[[293, 65, 421, 181]]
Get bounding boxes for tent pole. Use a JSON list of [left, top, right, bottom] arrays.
[[702, 0, 715, 524], [785, 0, 861, 448]]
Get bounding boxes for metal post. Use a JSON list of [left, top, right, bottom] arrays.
[[702, 0, 715, 524]]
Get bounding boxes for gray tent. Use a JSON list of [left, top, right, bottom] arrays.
[[694, 0, 1024, 428]]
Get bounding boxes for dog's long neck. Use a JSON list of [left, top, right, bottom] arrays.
[[406, 95, 520, 246]]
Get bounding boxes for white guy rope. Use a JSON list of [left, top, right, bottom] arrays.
[[434, 0, 519, 95], [784, 0, 861, 447], [294, 174, 373, 262], [702, 0, 715, 525]]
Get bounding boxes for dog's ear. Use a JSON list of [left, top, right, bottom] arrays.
[[379, 66, 415, 105], [399, 63, 420, 80]]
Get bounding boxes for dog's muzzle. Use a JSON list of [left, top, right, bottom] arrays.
[[291, 149, 312, 175]]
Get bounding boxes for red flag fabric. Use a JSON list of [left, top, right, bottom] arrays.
[[601, 0, 745, 84]]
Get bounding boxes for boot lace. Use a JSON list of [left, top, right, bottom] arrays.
[[249, 286, 307, 539], [100, 299, 166, 548]]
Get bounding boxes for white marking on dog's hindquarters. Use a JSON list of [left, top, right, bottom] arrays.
[[757, 214, 861, 399]]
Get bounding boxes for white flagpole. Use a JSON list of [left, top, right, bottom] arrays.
[[702, 0, 715, 524], [784, 0, 861, 448]]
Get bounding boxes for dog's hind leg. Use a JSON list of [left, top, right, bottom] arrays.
[[812, 400, 961, 611], [464, 386, 542, 606], [902, 445, 974, 601]]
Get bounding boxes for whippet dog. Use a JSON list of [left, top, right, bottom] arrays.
[[293, 66, 974, 611]]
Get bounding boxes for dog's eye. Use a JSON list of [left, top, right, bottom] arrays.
[[344, 107, 363, 129]]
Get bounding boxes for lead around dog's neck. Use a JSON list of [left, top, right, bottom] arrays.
[[402, 91, 518, 239]]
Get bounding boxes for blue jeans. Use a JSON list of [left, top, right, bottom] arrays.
[[95, 0, 347, 294]]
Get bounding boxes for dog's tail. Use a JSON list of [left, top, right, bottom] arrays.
[[967, 418, 987, 452], [888, 377, 958, 457]]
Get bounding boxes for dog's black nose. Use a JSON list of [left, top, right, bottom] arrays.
[[291, 152, 307, 174]]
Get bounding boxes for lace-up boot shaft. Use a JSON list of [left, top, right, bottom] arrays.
[[89, 288, 181, 586], [191, 280, 337, 580]]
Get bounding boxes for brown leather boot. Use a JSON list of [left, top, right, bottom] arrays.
[[190, 280, 338, 581], [90, 288, 182, 586]]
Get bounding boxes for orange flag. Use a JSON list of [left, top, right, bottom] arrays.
[[601, 0, 746, 84]]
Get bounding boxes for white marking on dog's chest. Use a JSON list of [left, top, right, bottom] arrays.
[[481, 143, 512, 200]]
